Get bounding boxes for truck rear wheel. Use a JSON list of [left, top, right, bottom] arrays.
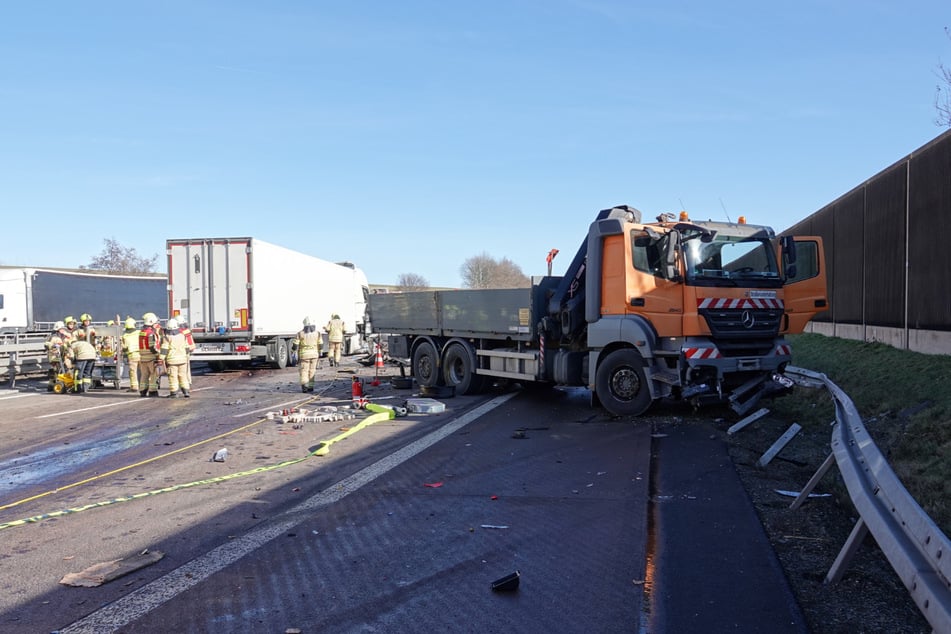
[[443, 343, 485, 395], [412, 341, 443, 388], [595, 349, 653, 417], [271, 338, 289, 369]]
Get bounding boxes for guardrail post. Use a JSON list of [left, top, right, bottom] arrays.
[[790, 451, 835, 510], [825, 518, 869, 584]]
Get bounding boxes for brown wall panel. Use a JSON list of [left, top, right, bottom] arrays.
[[864, 163, 907, 328], [908, 139, 951, 331], [831, 191, 865, 324]]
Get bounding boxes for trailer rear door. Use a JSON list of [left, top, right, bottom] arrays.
[[167, 238, 252, 335]]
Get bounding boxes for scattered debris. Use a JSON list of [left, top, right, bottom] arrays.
[[480, 524, 509, 529], [774, 489, 831, 499], [406, 398, 445, 413], [60, 550, 164, 587], [490, 570, 520, 592], [423, 482, 443, 488], [756, 423, 802, 467], [212, 448, 228, 462]]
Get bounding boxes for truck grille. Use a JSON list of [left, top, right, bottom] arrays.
[[700, 307, 782, 357]]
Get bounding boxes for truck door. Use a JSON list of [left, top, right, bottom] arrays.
[[623, 229, 683, 335], [778, 236, 828, 334]]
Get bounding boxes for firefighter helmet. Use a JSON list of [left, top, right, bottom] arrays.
[[143, 314, 158, 326], [65, 315, 76, 325], [54, 321, 65, 330], [303, 316, 313, 327], [80, 313, 92, 321], [125, 317, 137, 329], [167, 318, 179, 329]]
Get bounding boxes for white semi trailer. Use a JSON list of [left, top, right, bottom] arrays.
[[166, 237, 369, 369]]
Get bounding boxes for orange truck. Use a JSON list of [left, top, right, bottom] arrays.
[[368, 205, 828, 417]]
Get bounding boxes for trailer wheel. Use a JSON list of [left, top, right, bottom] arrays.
[[412, 341, 443, 388], [271, 338, 289, 369], [595, 349, 653, 417], [443, 343, 485, 395], [53, 380, 67, 394]]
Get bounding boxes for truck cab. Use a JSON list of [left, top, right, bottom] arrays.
[[583, 207, 828, 415]]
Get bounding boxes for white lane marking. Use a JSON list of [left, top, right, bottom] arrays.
[[59, 392, 518, 633], [35, 399, 148, 419], [32, 386, 213, 419], [0, 392, 36, 401]]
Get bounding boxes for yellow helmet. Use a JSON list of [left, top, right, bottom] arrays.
[[125, 318, 137, 329], [64, 315, 76, 325], [80, 313, 92, 321]]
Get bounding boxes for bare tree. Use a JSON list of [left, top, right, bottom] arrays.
[[460, 252, 530, 289], [936, 27, 951, 127], [82, 238, 159, 275], [397, 272, 429, 291]]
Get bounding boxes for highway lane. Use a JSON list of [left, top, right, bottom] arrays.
[[0, 361, 804, 633]]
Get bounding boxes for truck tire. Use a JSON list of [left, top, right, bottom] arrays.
[[271, 338, 289, 369], [412, 341, 443, 388], [443, 343, 485, 395], [595, 349, 653, 417]]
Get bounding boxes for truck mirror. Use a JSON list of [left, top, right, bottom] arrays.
[[780, 236, 797, 263], [664, 233, 681, 280]]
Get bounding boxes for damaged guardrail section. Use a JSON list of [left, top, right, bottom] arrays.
[[786, 366, 951, 633]]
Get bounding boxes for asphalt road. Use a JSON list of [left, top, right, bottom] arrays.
[[0, 359, 805, 633]]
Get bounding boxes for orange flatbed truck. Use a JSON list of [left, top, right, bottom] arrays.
[[368, 205, 828, 417]]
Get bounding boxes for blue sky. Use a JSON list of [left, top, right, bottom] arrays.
[[1, 2, 948, 288]]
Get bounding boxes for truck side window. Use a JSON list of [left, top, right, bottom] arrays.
[[632, 231, 665, 278], [785, 240, 819, 282]]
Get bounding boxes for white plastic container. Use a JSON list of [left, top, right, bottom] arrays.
[[406, 398, 446, 414]]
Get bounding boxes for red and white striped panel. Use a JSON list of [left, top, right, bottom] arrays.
[[684, 347, 722, 360], [697, 297, 784, 310], [774, 343, 792, 356]]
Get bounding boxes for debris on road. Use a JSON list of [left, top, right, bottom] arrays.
[[60, 550, 164, 587]]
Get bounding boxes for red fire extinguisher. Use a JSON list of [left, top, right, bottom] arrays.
[[351, 376, 363, 399]]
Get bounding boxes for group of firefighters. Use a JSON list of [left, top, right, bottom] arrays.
[[45, 311, 346, 396], [44, 312, 196, 398]]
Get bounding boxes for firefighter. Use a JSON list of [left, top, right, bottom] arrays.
[[179, 320, 195, 387], [68, 330, 97, 393], [292, 316, 321, 392], [159, 318, 194, 398], [120, 317, 141, 393], [78, 313, 97, 347], [44, 321, 70, 391], [138, 313, 161, 397], [325, 313, 345, 367], [64, 315, 79, 339]]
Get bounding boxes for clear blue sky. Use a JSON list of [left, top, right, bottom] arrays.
[[2, 2, 948, 288]]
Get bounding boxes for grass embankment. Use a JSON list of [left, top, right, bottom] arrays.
[[772, 333, 951, 535]]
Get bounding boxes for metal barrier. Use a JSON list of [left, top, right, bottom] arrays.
[[787, 366, 951, 633], [0, 332, 48, 383]]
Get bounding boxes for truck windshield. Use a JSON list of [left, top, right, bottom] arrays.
[[683, 232, 780, 285]]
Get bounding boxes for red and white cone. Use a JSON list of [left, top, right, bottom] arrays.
[[371, 343, 384, 386]]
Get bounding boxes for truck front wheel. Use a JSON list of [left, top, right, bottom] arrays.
[[412, 341, 443, 388], [595, 349, 653, 417]]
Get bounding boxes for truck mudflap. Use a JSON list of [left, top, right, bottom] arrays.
[[727, 372, 795, 416]]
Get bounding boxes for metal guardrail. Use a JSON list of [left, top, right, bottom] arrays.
[[0, 332, 48, 383], [787, 366, 951, 633]]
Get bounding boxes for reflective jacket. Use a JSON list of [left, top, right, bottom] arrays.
[[69, 339, 97, 361], [138, 326, 161, 361], [326, 318, 345, 343], [295, 328, 322, 360], [121, 329, 141, 360], [160, 329, 194, 365]]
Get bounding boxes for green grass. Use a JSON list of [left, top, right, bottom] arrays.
[[776, 333, 951, 535]]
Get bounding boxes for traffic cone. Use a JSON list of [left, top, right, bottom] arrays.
[[371, 343, 384, 386]]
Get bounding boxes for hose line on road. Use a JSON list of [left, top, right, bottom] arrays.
[[0, 398, 395, 532]]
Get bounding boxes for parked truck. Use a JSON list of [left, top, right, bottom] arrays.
[[368, 205, 828, 417], [0, 266, 167, 334], [166, 237, 370, 369]]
